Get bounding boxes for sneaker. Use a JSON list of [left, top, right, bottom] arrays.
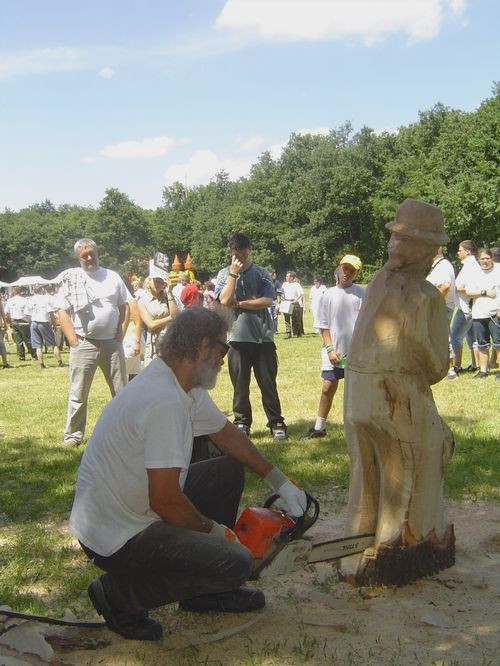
[[63, 438, 81, 448], [179, 587, 265, 613], [40, 363, 46, 369], [88, 578, 162, 641], [235, 423, 250, 436], [465, 365, 478, 373], [473, 371, 488, 379], [445, 369, 458, 380], [303, 426, 327, 439], [270, 422, 288, 441], [2, 363, 12, 369], [58, 361, 67, 367]]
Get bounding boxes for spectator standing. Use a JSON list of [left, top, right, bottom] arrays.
[[0, 298, 11, 368], [4, 287, 36, 361], [57, 239, 129, 447], [426, 247, 457, 321], [172, 274, 189, 310], [215, 233, 288, 440], [27, 286, 65, 369], [137, 267, 177, 367], [181, 279, 202, 308], [466, 248, 500, 379], [304, 256, 364, 439], [280, 271, 304, 338], [447, 240, 481, 379], [309, 276, 327, 333]]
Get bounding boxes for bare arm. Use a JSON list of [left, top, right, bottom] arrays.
[[58, 309, 79, 347], [465, 287, 496, 299], [435, 282, 450, 297], [219, 257, 243, 306], [138, 300, 174, 332], [128, 298, 142, 355], [147, 467, 213, 532], [320, 328, 340, 365], [236, 296, 272, 310], [115, 303, 127, 341], [209, 421, 274, 478]]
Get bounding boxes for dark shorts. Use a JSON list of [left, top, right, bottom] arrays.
[[322, 367, 345, 382], [30, 321, 56, 349], [473, 317, 500, 350]]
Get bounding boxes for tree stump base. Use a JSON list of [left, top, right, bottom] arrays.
[[339, 523, 455, 587]]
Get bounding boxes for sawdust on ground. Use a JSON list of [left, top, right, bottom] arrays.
[[7, 500, 500, 665]]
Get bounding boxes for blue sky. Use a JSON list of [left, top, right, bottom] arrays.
[[1, 0, 498, 212]]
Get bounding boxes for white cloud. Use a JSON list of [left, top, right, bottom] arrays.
[[234, 134, 267, 152], [0, 47, 85, 79], [216, 0, 467, 44], [99, 135, 190, 159], [80, 155, 98, 164], [164, 149, 255, 187], [98, 66, 114, 78]]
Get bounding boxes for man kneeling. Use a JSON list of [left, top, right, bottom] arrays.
[[69, 308, 306, 641]]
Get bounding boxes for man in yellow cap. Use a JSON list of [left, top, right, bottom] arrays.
[[304, 254, 364, 438]]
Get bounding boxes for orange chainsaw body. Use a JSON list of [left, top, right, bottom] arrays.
[[235, 507, 295, 558]]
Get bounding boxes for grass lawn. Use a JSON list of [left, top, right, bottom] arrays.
[[0, 306, 498, 617]]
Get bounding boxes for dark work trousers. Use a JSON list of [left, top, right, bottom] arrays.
[[11, 321, 35, 359], [81, 455, 253, 615], [228, 341, 284, 428], [283, 307, 302, 337]]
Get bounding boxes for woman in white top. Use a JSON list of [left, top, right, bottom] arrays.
[[466, 248, 499, 378], [138, 269, 178, 366], [448, 240, 481, 378]]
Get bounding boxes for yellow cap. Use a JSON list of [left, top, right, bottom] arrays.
[[339, 254, 362, 271]]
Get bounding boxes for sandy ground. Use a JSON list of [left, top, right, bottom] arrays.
[[2, 500, 499, 666]]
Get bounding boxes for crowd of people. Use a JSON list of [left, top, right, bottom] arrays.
[[1, 228, 498, 643]]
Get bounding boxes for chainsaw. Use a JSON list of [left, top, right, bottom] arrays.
[[235, 492, 374, 579]]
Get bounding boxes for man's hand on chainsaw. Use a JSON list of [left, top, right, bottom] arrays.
[[209, 520, 240, 542], [275, 481, 307, 518]]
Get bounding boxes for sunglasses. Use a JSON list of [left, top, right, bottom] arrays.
[[214, 340, 230, 358]]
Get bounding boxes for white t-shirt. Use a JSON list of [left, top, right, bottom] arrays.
[[316, 284, 364, 370], [56, 267, 128, 340], [5, 295, 29, 321], [27, 294, 57, 323], [469, 264, 500, 319], [69, 357, 227, 556], [455, 255, 481, 315], [172, 282, 185, 310], [309, 284, 327, 327], [426, 257, 457, 310], [281, 281, 303, 302]]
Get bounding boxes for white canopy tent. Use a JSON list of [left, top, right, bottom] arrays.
[[7, 275, 57, 287]]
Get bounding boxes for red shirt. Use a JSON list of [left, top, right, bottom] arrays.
[[180, 283, 201, 308]]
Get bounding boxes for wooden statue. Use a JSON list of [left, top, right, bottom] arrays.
[[340, 199, 455, 586]]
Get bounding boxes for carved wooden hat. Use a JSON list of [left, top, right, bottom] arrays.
[[385, 198, 449, 245]]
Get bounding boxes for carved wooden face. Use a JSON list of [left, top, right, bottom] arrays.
[[387, 233, 436, 269]]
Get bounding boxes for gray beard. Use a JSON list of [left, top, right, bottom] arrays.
[[193, 360, 219, 390]]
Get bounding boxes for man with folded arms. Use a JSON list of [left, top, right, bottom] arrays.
[[69, 308, 307, 641]]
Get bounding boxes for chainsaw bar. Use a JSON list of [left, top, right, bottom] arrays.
[[308, 533, 374, 563]]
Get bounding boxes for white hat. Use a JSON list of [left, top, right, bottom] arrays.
[[148, 260, 168, 282]]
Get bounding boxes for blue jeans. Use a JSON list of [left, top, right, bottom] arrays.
[[450, 309, 475, 355]]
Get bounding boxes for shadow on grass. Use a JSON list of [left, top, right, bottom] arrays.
[[0, 435, 81, 522]]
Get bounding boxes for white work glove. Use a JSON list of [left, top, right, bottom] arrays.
[[264, 467, 308, 518], [209, 521, 240, 543]]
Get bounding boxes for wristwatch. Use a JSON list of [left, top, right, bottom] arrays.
[[480, 290, 487, 296]]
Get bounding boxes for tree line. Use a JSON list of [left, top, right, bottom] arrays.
[[1, 84, 498, 284]]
